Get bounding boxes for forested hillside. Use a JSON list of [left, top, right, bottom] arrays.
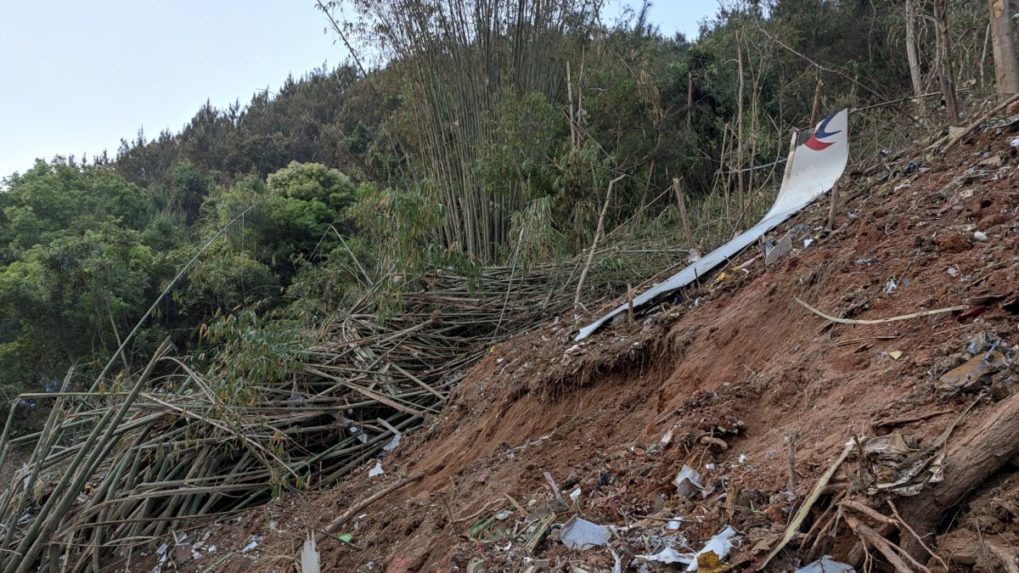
[[3, 0, 1019, 570], [0, 0, 1005, 415]]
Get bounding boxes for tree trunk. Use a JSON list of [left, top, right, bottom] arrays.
[[905, 0, 925, 115], [899, 393, 1019, 562], [989, 0, 1019, 97], [934, 0, 960, 123]]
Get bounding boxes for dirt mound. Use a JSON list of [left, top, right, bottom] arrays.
[[163, 130, 1019, 572]]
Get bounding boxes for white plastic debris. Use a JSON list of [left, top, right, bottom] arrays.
[[569, 487, 582, 502], [660, 427, 675, 448], [884, 278, 897, 293], [379, 418, 402, 453], [974, 230, 988, 242], [946, 266, 960, 278], [342, 417, 369, 444], [560, 516, 612, 549], [638, 546, 690, 565], [1011, 137, 1019, 148], [666, 518, 683, 530], [794, 556, 856, 573], [803, 237, 813, 248], [155, 543, 169, 563], [673, 465, 705, 499], [301, 536, 321, 573], [368, 461, 384, 477], [686, 526, 738, 572], [738, 453, 748, 464], [241, 535, 261, 553]]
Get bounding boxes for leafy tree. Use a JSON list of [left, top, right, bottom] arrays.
[[0, 163, 164, 389]]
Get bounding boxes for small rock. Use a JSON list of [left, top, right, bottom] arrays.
[[935, 230, 972, 253], [978, 155, 1003, 168], [977, 212, 1009, 230], [990, 375, 1015, 402]]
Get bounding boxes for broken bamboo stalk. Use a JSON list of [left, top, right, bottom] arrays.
[[574, 174, 626, 308], [673, 177, 694, 248], [809, 78, 824, 128], [795, 298, 967, 325], [316, 474, 422, 543], [826, 181, 840, 231], [845, 515, 925, 573], [759, 441, 853, 570], [941, 90, 1019, 151]]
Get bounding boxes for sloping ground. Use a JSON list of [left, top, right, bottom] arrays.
[[166, 128, 1019, 572]]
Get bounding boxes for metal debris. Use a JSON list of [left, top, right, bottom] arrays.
[[673, 465, 706, 499], [638, 546, 689, 565], [575, 110, 850, 340], [765, 233, 794, 266], [937, 351, 1007, 392], [560, 516, 612, 549], [794, 556, 855, 573], [241, 535, 261, 553], [687, 526, 738, 572], [368, 461, 385, 477]]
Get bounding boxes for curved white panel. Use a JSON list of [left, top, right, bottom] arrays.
[[575, 109, 849, 341]]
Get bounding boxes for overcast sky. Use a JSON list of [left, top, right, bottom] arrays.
[[0, 1, 718, 179]]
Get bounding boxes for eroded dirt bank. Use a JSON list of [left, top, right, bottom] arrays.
[[168, 129, 1019, 572]]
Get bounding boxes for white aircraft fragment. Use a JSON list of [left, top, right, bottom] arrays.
[[575, 109, 850, 341]]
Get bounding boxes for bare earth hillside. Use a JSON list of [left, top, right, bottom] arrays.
[[158, 124, 1019, 572]]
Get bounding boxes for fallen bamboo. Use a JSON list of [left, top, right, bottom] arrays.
[[0, 238, 678, 571], [759, 441, 853, 570], [940, 90, 1019, 152], [316, 474, 423, 543], [795, 298, 967, 325], [845, 515, 925, 573]]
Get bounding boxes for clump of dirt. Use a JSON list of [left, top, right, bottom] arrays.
[[159, 129, 1019, 572]]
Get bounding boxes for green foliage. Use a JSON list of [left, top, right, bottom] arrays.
[[0, 163, 164, 388], [0, 0, 998, 416], [201, 309, 308, 405]]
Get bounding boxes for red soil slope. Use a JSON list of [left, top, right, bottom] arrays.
[[169, 128, 1019, 572]]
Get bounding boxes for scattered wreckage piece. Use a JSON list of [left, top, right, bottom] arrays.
[[576, 109, 850, 341]]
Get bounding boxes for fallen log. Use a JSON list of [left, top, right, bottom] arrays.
[[898, 393, 1019, 562]]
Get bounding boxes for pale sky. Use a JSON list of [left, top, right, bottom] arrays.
[[0, 1, 718, 179]]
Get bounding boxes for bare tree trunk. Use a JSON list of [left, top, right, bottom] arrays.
[[809, 78, 823, 128], [989, 0, 1019, 97], [673, 177, 693, 248], [934, 0, 960, 123], [567, 61, 578, 149], [686, 72, 693, 132], [735, 38, 745, 206], [905, 0, 925, 115], [899, 394, 1019, 562]]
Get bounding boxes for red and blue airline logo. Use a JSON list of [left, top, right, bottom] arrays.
[[804, 112, 841, 151]]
